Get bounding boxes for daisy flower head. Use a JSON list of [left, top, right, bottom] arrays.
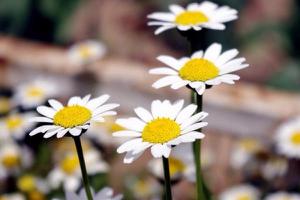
[[0, 142, 33, 180], [13, 79, 58, 109], [64, 187, 123, 200], [48, 148, 108, 191], [113, 99, 208, 163], [68, 40, 106, 66], [275, 116, 300, 159], [264, 192, 300, 200], [29, 94, 119, 138], [17, 174, 49, 195], [0, 112, 36, 140], [150, 43, 249, 95], [0, 193, 25, 200], [148, 1, 238, 35], [219, 184, 260, 200]]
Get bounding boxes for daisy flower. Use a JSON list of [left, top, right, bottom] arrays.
[[148, 143, 194, 182], [219, 184, 260, 200], [64, 187, 123, 200], [48, 148, 108, 191], [0, 142, 33, 180], [29, 94, 119, 138], [150, 43, 249, 95], [113, 99, 208, 163], [275, 116, 300, 159], [68, 40, 106, 66], [264, 192, 300, 200], [0, 112, 36, 140], [127, 177, 161, 200], [230, 138, 263, 170], [148, 1, 238, 35], [261, 157, 287, 180]]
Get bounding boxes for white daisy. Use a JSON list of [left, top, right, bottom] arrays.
[[150, 43, 249, 95], [0, 142, 33, 180], [64, 187, 123, 200], [275, 116, 300, 159], [0, 112, 36, 140], [113, 99, 208, 163], [230, 138, 263, 170], [261, 157, 287, 180], [17, 174, 49, 194], [148, 1, 238, 35], [13, 79, 58, 109], [68, 40, 106, 66], [48, 148, 108, 191], [264, 192, 300, 200], [29, 94, 119, 138], [148, 143, 194, 181], [219, 184, 260, 200]]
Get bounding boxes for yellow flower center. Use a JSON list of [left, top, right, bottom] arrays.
[[290, 131, 300, 146], [169, 157, 186, 176], [175, 11, 209, 26], [60, 154, 79, 174], [240, 139, 260, 152], [26, 87, 45, 98], [53, 105, 92, 128], [179, 58, 219, 81], [17, 175, 36, 192], [79, 46, 92, 59], [5, 115, 23, 131], [236, 194, 251, 200], [142, 118, 180, 144], [0, 98, 10, 114], [2, 154, 20, 168]]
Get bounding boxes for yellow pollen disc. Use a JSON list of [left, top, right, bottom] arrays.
[[175, 11, 209, 26], [236, 194, 251, 200], [60, 154, 79, 174], [17, 175, 36, 192], [290, 131, 300, 146], [2, 154, 20, 168], [168, 157, 185, 176], [5, 115, 23, 131], [53, 105, 92, 128], [28, 191, 45, 200], [0, 98, 10, 114], [79, 46, 92, 59], [142, 118, 180, 144], [26, 87, 44, 98], [179, 58, 219, 81]]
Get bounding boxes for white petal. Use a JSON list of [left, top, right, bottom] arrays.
[[192, 50, 204, 58], [152, 76, 182, 89], [94, 111, 117, 118], [151, 100, 163, 118], [169, 4, 184, 14], [113, 130, 141, 137], [48, 99, 63, 111], [29, 125, 58, 136], [69, 127, 82, 136], [171, 80, 190, 89], [149, 67, 178, 75], [134, 107, 153, 122], [181, 122, 208, 134], [37, 106, 56, 118], [151, 144, 164, 158], [180, 112, 208, 130], [154, 25, 176, 35], [216, 49, 239, 66], [202, 22, 226, 30], [86, 94, 110, 109], [116, 118, 146, 132], [44, 128, 62, 138], [93, 104, 119, 116], [220, 61, 249, 75], [124, 150, 144, 164], [68, 96, 80, 106], [117, 138, 143, 153], [168, 99, 184, 119], [204, 43, 222, 61], [57, 129, 69, 138], [157, 55, 181, 70], [177, 25, 191, 31], [187, 3, 200, 11], [176, 104, 197, 124], [178, 131, 205, 143], [30, 117, 53, 123], [147, 13, 175, 22]]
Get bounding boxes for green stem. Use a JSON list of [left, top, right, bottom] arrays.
[[192, 91, 206, 200], [162, 157, 173, 200], [73, 137, 93, 200]]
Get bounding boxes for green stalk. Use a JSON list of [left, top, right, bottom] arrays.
[[73, 136, 93, 200], [162, 157, 173, 200], [192, 91, 206, 200]]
